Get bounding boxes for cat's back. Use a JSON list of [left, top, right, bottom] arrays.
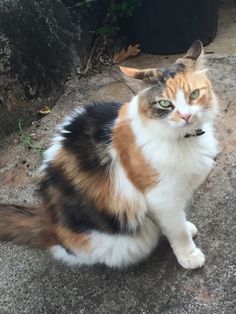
[[63, 101, 122, 142], [61, 101, 122, 169], [38, 101, 140, 235], [40, 101, 122, 174]]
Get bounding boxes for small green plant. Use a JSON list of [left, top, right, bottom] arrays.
[[97, 0, 141, 52], [18, 120, 45, 158], [97, 25, 118, 37], [112, 0, 141, 17]]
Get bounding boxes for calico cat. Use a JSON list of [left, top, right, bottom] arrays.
[[0, 40, 218, 269]]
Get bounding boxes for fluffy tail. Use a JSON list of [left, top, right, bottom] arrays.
[[0, 204, 58, 249]]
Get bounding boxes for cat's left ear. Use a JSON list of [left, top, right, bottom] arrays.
[[177, 40, 206, 70], [120, 66, 161, 81]]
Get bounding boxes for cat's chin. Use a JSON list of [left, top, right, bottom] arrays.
[[185, 124, 202, 133], [183, 123, 200, 131]]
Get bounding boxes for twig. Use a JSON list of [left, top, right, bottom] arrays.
[[80, 37, 101, 74], [109, 72, 136, 95]]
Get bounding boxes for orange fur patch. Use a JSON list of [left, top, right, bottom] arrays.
[[163, 74, 191, 99], [196, 93, 209, 106], [54, 148, 111, 209], [55, 225, 91, 252], [53, 147, 141, 222], [163, 72, 212, 108], [171, 111, 182, 122], [113, 103, 158, 192], [120, 66, 161, 81]]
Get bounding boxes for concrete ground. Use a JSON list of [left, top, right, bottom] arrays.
[[0, 3, 236, 314]]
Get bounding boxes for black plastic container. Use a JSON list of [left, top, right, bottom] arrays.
[[120, 0, 219, 54]]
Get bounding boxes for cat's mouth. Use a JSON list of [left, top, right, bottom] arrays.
[[180, 120, 202, 134], [183, 121, 193, 126], [181, 116, 201, 129], [179, 120, 195, 129]]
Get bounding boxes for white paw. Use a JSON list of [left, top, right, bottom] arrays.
[[186, 221, 198, 238], [177, 248, 205, 269]]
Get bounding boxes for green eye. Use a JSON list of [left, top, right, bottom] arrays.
[[190, 89, 200, 100], [159, 100, 172, 108]]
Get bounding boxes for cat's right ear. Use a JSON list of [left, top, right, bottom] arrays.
[[184, 40, 203, 61], [177, 40, 206, 70], [120, 66, 161, 81]]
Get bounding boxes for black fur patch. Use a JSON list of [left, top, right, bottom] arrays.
[[39, 164, 131, 235], [62, 102, 122, 173], [152, 106, 171, 118], [159, 63, 185, 84]]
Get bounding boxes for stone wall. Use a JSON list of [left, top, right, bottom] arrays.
[[0, 0, 107, 136]]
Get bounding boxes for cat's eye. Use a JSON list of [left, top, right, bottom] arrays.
[[190, 89, 200, 100], [159, 100, 172, 108]]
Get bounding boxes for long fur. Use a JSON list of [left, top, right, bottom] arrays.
[[0, 204, 57, 248]]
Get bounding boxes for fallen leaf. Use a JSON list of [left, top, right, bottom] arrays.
[[37, 106, 51, 115], [113, 44, 141, 64]]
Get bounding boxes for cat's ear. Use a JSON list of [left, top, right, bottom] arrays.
[[120, 66, 161, 81], [185, 40, 203, 60], [177, 40, 206, 70]]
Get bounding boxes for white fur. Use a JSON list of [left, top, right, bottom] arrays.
[[51, 216, 160, 268], [39, 107, 86, 173], [111, 156, 147, 230], [39, 135, 63, 173], [174, 89, 190, 115]]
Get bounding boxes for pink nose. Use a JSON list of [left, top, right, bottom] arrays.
[[181, 113, 191, 122]]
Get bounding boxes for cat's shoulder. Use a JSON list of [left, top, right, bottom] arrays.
[[61, 101, 122, 133]]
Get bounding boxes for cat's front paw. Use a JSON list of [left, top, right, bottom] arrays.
[[177, 248, 205, 269]]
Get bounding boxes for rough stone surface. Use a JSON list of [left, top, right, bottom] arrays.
[[0, 0, 76, 135], [0, 0, 108, 136], [0, 53, 235, 313]]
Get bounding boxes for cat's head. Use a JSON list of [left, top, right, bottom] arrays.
[[121, 40, 218, 137]]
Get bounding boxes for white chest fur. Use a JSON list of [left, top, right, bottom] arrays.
[[129, 99, 218, 206], [144, 124, 218, 209]]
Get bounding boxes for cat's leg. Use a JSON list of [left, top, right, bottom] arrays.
[[51, 216, 160, 268], [186, 221, 198, 238], [147, 195, 204, 269], [50, 245, 81, 266]]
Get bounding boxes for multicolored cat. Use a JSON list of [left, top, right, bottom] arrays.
[[0, 41, 219, 269]]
